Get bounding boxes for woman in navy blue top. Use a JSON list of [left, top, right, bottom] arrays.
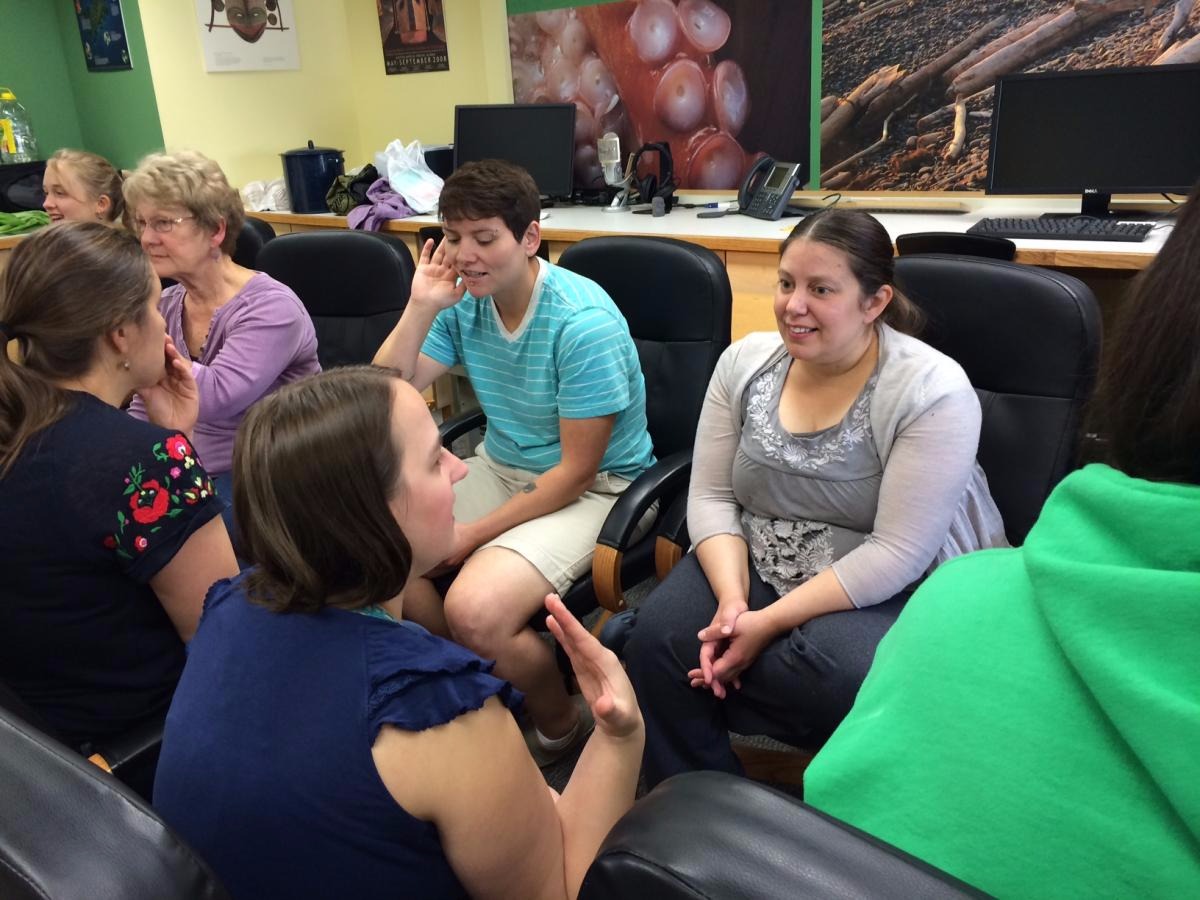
[[0, 223, 237, 752], [153, 367, 645, 900]]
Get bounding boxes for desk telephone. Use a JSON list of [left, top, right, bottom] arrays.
[[739, 157, 804, 220]]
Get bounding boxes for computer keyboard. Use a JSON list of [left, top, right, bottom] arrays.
[[967, 216, 1153, 242]]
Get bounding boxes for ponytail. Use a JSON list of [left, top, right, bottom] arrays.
[[0, 223, 153, 475]]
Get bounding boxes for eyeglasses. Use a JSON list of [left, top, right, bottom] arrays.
[[133, 215, 195, 235]]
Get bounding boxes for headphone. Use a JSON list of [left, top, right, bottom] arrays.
[[630, 142, 676, 212]]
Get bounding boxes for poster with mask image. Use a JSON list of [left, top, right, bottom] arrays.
[[197, 0, 300, 72]]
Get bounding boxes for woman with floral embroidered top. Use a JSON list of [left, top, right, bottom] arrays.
[[625, 209, 1008, 788], [0, 223, 238, 758]]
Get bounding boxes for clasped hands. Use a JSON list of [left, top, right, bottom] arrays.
[[689, 599, 777, 700]]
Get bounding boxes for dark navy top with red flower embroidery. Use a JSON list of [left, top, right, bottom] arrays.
[[0, 392, 222, 749]]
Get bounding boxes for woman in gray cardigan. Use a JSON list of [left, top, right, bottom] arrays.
[[626, 209, 1007, 788]]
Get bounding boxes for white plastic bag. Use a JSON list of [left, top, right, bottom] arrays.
[[374, 139, 443, 214], [241, 178, 290, 212]]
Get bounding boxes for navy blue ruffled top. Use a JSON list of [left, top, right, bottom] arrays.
[[153, 574, 521, 900]]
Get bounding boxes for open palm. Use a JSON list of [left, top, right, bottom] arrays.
[[544, 594, 642, 740], [410, 238, 467, 311]]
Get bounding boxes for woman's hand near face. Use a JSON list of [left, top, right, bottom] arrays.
[[409, 238, 468, 313], [545, 593, 642, 741], [136, 336, 199, 434]]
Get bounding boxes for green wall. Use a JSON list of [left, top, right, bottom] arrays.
[[0, 0, 84, 155], [0, 0, 163, 168], [54, 0, 164, 168]]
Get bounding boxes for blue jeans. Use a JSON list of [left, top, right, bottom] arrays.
[[625, 552, 910, 789]]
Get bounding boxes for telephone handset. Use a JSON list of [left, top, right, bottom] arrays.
[[739, 157, 803, 220]]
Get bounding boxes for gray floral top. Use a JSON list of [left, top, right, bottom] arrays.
[[732, 357, 883, 596]]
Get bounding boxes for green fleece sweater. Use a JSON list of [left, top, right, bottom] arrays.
[[805, 464, 1200, 898]]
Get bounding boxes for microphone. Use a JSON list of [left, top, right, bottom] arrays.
[[598, 131, 633, 212], [598, 132, 623, 185]]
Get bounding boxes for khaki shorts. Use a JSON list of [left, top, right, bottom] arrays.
[[454, 445, 656, 594]]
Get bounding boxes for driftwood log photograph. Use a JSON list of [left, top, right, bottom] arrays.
[[820, 0, 1200, 190]]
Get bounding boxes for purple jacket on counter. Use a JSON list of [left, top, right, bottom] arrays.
[[348, 178, 416, 232]]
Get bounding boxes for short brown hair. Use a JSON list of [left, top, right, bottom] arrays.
[[438, 159, 541, 243], [123, 150, 245, 255], [233, 366, 413, 614], [0, 223, 153, 475], [1083, 179, 1200, 485], [782, 209, 924, 335], [47, 149, 126, 226]]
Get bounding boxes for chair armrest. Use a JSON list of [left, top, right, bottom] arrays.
[[438, 406, 485, 447], [653, 493, 689, 581], [592, 451, 691, 613], [86, 716, 164, 776], [579, 771, 985, 900]]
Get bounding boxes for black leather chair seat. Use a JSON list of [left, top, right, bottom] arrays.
[[579, 771, 985, 899], [0, 706, 229, 900]]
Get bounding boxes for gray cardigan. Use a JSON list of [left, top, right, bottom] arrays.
[[687, 325, 1009, 607]]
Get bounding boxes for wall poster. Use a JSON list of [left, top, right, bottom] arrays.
[[378, 0, 450, 75], [506, 0, 813, 193], [75, 0, 133, 72], [197, 0, 300, 73], [821, 0, 1200, 191]]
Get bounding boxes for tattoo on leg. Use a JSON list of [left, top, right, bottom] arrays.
[[521, 482, 537, 493]]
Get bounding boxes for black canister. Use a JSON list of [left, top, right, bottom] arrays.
[[280, 140, 345, 214]]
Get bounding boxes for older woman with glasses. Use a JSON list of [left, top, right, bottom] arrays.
[[124, 150, 320, 538]]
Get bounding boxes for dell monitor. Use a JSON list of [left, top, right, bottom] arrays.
[[985, 63, 1200, 217], [453, 103, 576, 201]]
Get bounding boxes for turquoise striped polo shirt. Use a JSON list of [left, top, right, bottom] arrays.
[[420, 259, 655, 480]]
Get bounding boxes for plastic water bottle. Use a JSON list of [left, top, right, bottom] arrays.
[[0, 88, 40, 164]]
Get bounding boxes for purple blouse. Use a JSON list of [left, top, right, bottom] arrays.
[[129, 273, 320, 474]]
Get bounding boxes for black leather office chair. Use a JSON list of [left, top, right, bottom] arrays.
[[230, 217, 276, 269], [893, 254, 1102, 543], [439, 236, 732, 622], [0, 704, 229, 900], [257, 230, 415, 369], [896, 231, 1017, 260], [578, 772, 985, 900], [0, 676, 165, 801]]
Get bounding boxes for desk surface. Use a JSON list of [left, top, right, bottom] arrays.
[[253, 193, 1168, 272]]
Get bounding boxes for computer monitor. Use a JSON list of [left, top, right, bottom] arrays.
[[453, 103, 576, 200], [985, 63, 1200, 217]]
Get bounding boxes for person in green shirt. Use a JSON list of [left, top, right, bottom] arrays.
[[804, 179, 1200, 898]]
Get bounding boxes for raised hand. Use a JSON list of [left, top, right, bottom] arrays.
[[136, 335, 199, 434], [409, 238, 467, 312], [544, 593, 642, 740]]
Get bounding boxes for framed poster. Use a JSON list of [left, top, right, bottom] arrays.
[[197, 0, 300, 72], [75, 0, 133, 72], [378, 0, 450, 75]]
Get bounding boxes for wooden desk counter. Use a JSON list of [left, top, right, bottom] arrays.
[[0, 234, 24, 273], [252, 197, 1165, 338]]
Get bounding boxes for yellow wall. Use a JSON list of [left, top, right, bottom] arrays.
[[139, 0, 514, 187]]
